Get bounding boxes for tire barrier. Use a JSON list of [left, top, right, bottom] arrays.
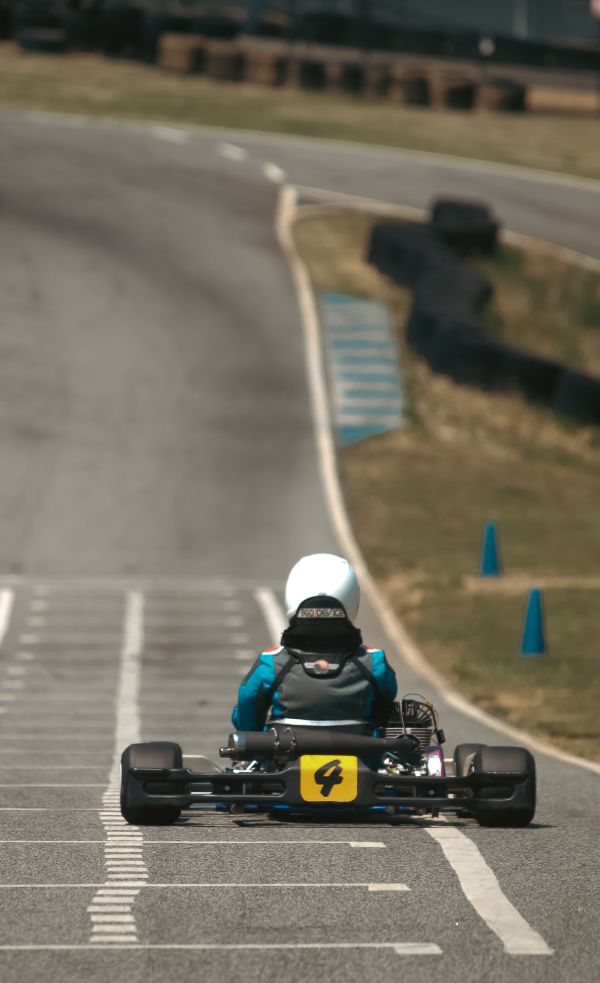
[[16, 27, 68, 53], [429, 68, 478, 110], [204, 39, 244, 82], [369, 202, 600, 426], [431, 199, 499, 255], [159, 33, 206, 74], [475, 78, 527, 113]]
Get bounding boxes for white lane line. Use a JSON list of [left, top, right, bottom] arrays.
[[0, 839, 386, 847], [87, 590, 145, 946], [88, 906, 132, 913], [279, 181, 600, 778], [262, 161, 287, 184], [427, 828, 552, 956], [234, 650, 254, 661], [217, 142, 248, 162], [0, 942, 441, 953], [152, 126, 188, 144], [0, 881, 396, 888], [0, 590, 14, 647], [87, 882, 406, 890], [254, 588, 286, 646]]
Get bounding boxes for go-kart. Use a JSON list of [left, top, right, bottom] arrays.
[[120, 697, 536, 828]]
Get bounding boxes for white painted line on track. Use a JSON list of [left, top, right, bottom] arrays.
[[0, 839, 386, 846], [0, 590, 14, 646], [0, 883, 408, 892], [254, 587, 286, 645], [0, 942, 442, 953], [217, 142, 248, 162], [152, 126, 188, 144], [427, 827, 552, 955], [277, 181, 600, 777], [86, 590, 145, 945], [262, 161, 287, 184]]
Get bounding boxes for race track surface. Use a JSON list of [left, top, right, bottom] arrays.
[[0, 111, 599, 983]]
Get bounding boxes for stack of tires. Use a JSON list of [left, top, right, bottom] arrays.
[[368, 199, 600, 425]]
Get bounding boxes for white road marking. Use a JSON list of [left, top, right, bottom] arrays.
[[367, 884, 410, 892], [262, 161, 287, 184], [0, 839, 385, 847], [254, 587, 286, 645], [277, 181, 600, 777], [15, 652, 36, 661], [427, 827, 552, 955], [0, 942, 441, 953], [83, 882, 407, 890], [217, 142, 248, 162], [230, 633, 250, 645], [0, 881, 395, 888], [0, 590, 14, 646], [152, 126, 188, 144], [18, 634, 41, 644], [5, 666, 28, 676], [86, 591, 145, 945], [88, 906, 132, 913]]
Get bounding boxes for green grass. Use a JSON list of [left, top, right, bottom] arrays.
[[294, 209, 600, 761], [1, 43, 600, 179]]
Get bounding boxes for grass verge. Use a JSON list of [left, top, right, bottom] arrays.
[[293, 208, 600, 761], [1, 43, 600, 179]]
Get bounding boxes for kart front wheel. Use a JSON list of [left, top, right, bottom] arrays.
[[472, 746, 536, 828], [120, 741, 182, 825]]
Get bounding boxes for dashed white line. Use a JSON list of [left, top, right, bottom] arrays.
[[262, 161, 287, 184], [217, 142, 248, 162], [152, 126, 188, 144], [88, 590, 146, 946], [254, 587, 286, 645], [0, 590, 14, 646]]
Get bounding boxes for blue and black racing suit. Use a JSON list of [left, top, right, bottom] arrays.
[[232, 595, 397, 732]]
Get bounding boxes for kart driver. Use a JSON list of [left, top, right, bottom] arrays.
[[232, 553, 397, 733]]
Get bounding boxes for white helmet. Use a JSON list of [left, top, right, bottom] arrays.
[[284, 554, 360, 622]]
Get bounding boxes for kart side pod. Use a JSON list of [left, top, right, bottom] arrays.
[[220, 728, 420, 763]]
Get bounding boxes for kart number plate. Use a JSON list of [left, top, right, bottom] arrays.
[[299, 755, 358, 803]]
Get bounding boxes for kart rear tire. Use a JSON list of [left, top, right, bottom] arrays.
[[472, 746, 536, 827], [120, 741, 182, 825], [454, 743, 486, 777]]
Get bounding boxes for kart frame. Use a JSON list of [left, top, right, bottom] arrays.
[[124, 759, 532, 816]]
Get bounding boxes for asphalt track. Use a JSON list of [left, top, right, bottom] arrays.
[[0, 110, 599, 983]]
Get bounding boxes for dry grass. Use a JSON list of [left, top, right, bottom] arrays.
[[475, 245, 600, 375], [1, 43, 600, 178], [294, 207, 600, 761]]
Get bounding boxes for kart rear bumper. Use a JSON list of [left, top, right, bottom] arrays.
[[125, 762, 531, 815]]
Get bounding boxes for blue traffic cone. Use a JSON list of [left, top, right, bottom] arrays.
[[479, 521, 501, 577], [520, 588, 546, 657]]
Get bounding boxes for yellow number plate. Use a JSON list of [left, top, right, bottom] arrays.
[[299, 754, 358, 803]]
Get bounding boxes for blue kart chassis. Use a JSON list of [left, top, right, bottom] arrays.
[[125, 761, 531, 815]]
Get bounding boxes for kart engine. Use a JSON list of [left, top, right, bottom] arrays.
[[381, 697, 445, 775]]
